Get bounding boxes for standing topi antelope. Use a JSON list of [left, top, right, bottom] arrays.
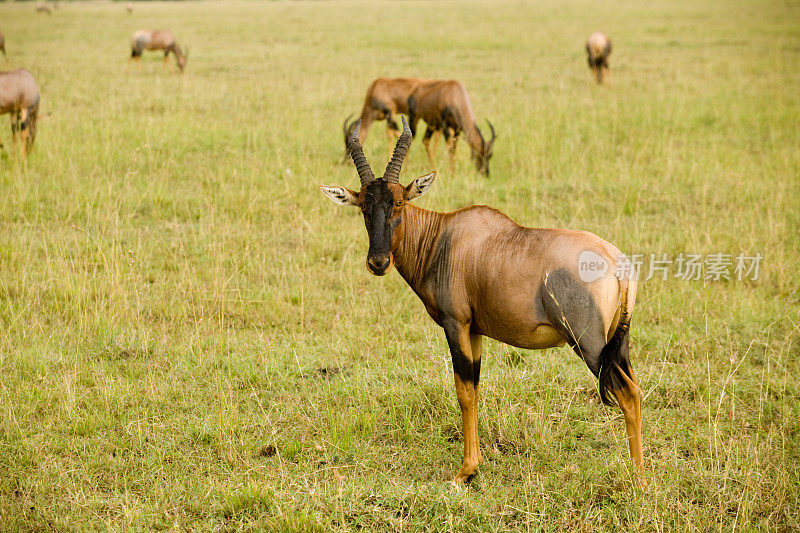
[[35, 2, 52, 15], [129, 30, 187, 73], [586, 32, 613, 85], [320, 119, 643, 483], [0, 68, 40, 157], [126, 2, 134, 14], [407, 80, 495, 176], [343, 78, 436, 162]]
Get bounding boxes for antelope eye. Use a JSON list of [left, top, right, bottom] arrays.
[[395, 200, 403, 207]]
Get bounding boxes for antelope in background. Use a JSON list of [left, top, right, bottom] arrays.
[[35, 2, 52, 15], [407, 80, 495, 176], [586, 32, 613, 85], [0, 30, 6, 57], [320, 119, 643, 483], [129, 30, 187, 73], [0, 68, 40, 157], [342, 78, 435, 162], [126, 2, 134, 14]]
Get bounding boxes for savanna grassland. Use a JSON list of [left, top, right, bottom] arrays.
[[1, 0, 799, 530]]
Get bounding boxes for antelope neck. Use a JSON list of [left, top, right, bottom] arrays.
[[392, 204, 446, 291]]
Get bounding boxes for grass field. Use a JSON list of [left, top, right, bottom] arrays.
[[1, 0, 799, 530]]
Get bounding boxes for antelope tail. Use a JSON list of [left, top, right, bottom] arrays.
[[597, 277, 633, 406]]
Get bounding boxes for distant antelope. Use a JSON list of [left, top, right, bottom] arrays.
[[0, 68, 40, 156], [407, 80, 495, 176], [320, 119, 643, 483], [129, 30, 187, 73], [126, 2, 134, 14], [342, 78, 435, 161], [0, 30, 6, 57], [35, 2, 51, 15], [586, 32, 613, 85]]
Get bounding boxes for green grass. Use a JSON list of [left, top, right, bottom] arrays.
[[1, 0, 798, 530]]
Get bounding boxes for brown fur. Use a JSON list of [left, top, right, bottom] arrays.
[[322, 126, 644, 483], [0, 68, 40, 156], [0, 30, 6, 57], [129, 29, 187, 73], [586, 32, 612, 85], [343, 78, 437, 160], [407, 80, 495, 175]]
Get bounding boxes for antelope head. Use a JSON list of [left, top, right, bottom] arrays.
[[473, 119, 496, 176], [321, 117, 437, 276], [176, 46, 188, 72]]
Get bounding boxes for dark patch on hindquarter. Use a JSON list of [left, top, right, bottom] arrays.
[[369, 97, 391, 120], [540, 267, 607, 376]]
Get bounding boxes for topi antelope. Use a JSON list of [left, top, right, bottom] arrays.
[[586, 32, 613, 85], [35, 2, 51, 15], [407, 80, 495, 176], [0, 68, 40, 157], [320, 119, 643, 483], [126, 2, 134, 14], [129, 30, 187, 73], [0, 30, 5, 57], [342, 77, 444, 162]]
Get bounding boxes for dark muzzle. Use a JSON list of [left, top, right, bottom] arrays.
[[366, 253, 392, 276]]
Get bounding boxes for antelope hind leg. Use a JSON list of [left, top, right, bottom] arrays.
[[422, 127, 436, 168], [611, 365, 644, 471]]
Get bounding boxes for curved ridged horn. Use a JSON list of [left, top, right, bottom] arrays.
[[347, 120, 375, 187], [343, 113, 356, 141], [383, 116, 413, 184]]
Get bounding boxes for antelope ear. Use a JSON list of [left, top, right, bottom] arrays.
[[404, 171, 437, 201], [319, 185, 359, 207]]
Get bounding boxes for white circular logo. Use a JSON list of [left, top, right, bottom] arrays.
[[578, 250, 609, 282]]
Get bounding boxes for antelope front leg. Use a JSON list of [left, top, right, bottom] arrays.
[[446, 135, 459, 175], [443, 320, 482, 483], [469, 333, 483, 466], [386, 126, 397, 160], [10, 112, 20, 153]]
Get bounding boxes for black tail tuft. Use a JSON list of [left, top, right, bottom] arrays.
[[598, 317, 632, 406]]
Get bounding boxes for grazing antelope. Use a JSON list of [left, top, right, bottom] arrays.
[[129, 30, 187, 73], [0, 30, 6, 57], [126, 2, 134, 14], [407, 80, 495, 176], [35, 2, 51, 15], [320, 119, 643, 483], [342, 77, 444, 161], [586, 32, 613, 85], [0, 68, 40, 156]]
